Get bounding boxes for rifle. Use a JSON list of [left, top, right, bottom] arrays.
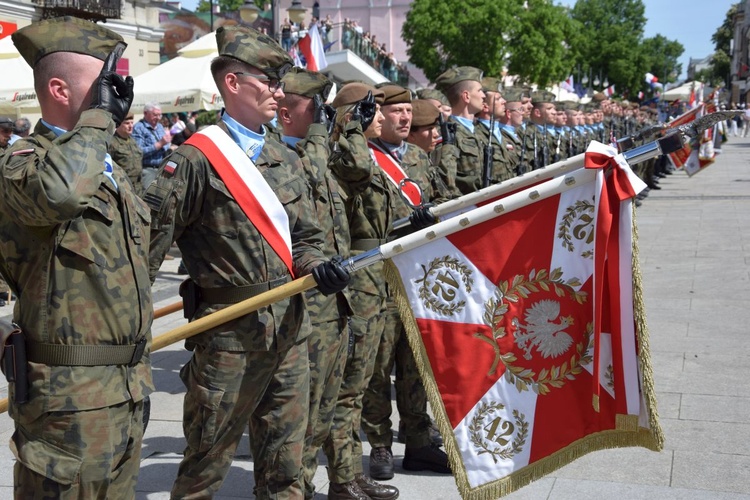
[[516, 128, 528, 176], [542, 124, 550, 168], [482, 93, 497, 188], [554, 128, 562, 163], [533, 126, 538, 170]]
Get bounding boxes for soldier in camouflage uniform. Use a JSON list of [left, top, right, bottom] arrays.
[[0, 117, 12, 305], [276, 68, 387, 500], [433, 66, 487, 196], [108, 111, 144, 196], [321, 83, 401, 500], [475, 77, 517, 184], [0, 16, 153, 498], [497, 87, 528, 175], [143, 26, 350, 499], [521, 90, 557, 171], [360, 85, 448, 483]]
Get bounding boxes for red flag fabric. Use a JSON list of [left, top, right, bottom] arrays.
[[667, 103, 716, 176], [385, 143, 661, 498], [297, 24, 328, 71]]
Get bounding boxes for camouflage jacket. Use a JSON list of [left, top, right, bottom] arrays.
[[434, 117, 485, 196], [521, 123, 556, 170], [499, 126, 522, 173], [145, 122, 327, 352], [109, 132, 143, 196], [475, 121, 516, 185], [294, 123, 353, 323], [0, 109, 154, 421]]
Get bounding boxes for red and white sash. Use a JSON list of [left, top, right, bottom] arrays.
[[368, 141, 423, 207], [185, 126, 294, 277]]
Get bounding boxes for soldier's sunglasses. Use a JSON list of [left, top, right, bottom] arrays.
[[234, 72, 285, 93]]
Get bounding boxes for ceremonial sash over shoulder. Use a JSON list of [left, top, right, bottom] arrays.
[[368, 141, 423, 206], [185, 126, 294, 277]]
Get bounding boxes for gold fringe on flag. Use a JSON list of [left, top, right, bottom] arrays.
[[382, 204, 664, 499]]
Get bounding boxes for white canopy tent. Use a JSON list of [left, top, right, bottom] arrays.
[[0, 36, 40, 116], [662, 81, 705, 102], [131, 31, 223, 114]]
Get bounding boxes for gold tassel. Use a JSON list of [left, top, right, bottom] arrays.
[[630, 206, 666, 449], [592, 394, 600, 412]]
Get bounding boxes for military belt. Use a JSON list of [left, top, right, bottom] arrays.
[[350, 238, 387, 251], [27, 337, 147, 367], [198, 276, 291, 304]]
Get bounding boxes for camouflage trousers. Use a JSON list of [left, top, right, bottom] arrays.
[[362, 297, 432, 449], [323, 297, 385, 484], [302, 317, 349, 499], [12, 399, 145, 500], [171, 340, 309, 500]]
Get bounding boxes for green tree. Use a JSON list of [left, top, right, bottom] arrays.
[[570, 0, 647, 96], [709, 3, 738, 86], [505, 0, 579, 87], [402, 0, 521, 82], [641, 34, 684, 87]]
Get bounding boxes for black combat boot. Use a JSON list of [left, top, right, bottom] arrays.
[[328, 480, 371, 500], [369, 446, 394, 480], [355, 474, 399, 500], [402, 443, 451, 474]]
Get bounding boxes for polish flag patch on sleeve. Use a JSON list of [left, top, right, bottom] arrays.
[[163, 161, 178, 176]]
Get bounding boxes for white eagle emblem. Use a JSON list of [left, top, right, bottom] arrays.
[[512, 300, 574, 360]]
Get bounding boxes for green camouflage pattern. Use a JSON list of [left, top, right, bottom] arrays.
[[502, 86, 528, 103], [282, 67, 333, 100], [435, 117, 486, 195], [13, 400, 145, 498], [172, 340, 309, 499], [216, 25, 292, 79], [435, 66, 483, 93], [145, 123, 327, 352], [475, 121, 517, 184], [521, 123, 557, 170], [416, 88, 449, 106], [12, 16, 124, 67], [499, 127, 522, 172], [109, 133, 144, 196], [0, 109, 154, 420]]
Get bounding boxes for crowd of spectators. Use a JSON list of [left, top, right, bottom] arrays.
[[340, 18, 408, 86]]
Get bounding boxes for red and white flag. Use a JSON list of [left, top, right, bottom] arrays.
[[604, 84, 615, 97], [297, 23, 328, 71], [667, 103, 716, 176], [385, 143, 660, 498], [560, 75, 575, 93]]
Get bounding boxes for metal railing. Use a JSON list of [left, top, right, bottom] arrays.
[[35, 0, 121, 21]]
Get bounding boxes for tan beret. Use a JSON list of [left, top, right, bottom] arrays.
[[411, 100, 440, 128], [216, 25, 292, 80], [281, 67, 333, 100], [435, 66, 483, 93], [331, 82, 385, 108], [12, 16, 124, 67], [380, 85, 411, 105]]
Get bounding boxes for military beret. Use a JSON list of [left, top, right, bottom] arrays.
[[216, 25, 292, 80], [435, 66, 483, 92], [591, 92, 607, 102], [531, 90, 555, 105], [502, 87, 527, 103], [331, 82, 385, 108], [124, 111, 134, 120], [411, 100, 440, 128], [481, 77, 503, 94], [562, 101, 580, 111], [416, 88, 448, 106], [12, 16, 124, 67], [0, 116, 13, 128], [380, 85, 411, 105], [281, 67, 333, 100]]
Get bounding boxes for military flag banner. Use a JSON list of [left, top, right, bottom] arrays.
[[384, 142, 663, 498], [667, 103, 717, 176]]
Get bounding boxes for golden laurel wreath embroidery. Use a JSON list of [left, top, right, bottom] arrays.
[[416, 256, 473, 316], [469, 401, 528, 463], [474, 268, 593, 395], [557, 198, 595, 259]]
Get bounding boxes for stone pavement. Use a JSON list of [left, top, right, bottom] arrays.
[[1, 137, 750, 499]]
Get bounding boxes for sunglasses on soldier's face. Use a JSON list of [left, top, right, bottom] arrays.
[[234, 72, 285, 93]]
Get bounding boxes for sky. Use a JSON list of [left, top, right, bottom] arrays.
[[179, 0, 736, 80]]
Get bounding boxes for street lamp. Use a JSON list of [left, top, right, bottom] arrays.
[[287, 0, 308, 24], [238, 1, 308, 39], [240, 0, 261, 23]]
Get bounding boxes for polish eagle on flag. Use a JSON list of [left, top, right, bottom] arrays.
[[385, 143, 663, 498]]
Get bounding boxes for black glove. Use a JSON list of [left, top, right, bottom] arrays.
[[90, 71, 135, 127], [312, 256, 350, 296], [438, 113, 457, 145], [409, 204, 436, 230], [313, 94, 336, 126], [350, 91, 377, 131]]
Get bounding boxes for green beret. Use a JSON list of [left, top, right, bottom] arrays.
[[416, 88, 448, 106], [481, 77, 503, 94], [530, 90, 555, 105], [331, 82, 385, 108], [502, 87, 527, 103], [12, 16, 124, 67], [435, 66, 483, 93], [281, 67, 333, 100], [411, 100, 440, 128], [216, 25, 292, 80], [380, 84, 411, 105]]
